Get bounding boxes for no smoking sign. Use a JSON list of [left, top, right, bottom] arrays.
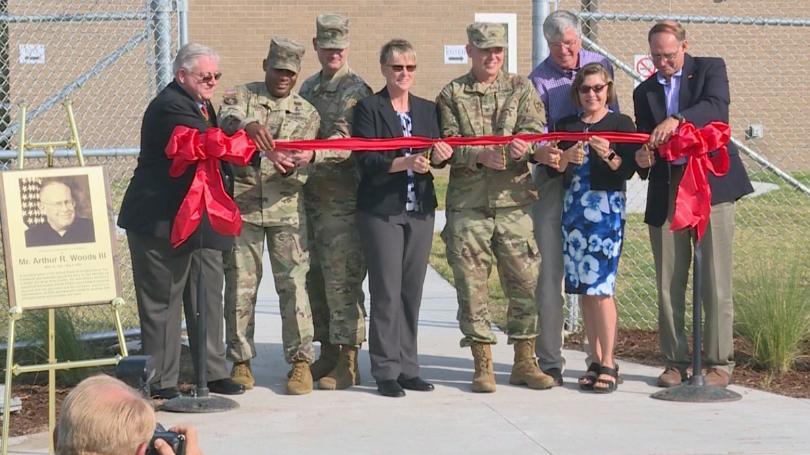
[[634, 54, 655, 87]]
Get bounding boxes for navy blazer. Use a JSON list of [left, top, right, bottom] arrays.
[[352, 87, 440, 216], [633, 54, 753, 227], [118, 81, 234, 251]]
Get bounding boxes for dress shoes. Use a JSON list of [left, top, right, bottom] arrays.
[[397, 375, 435, 392], [208, 378, 246, 395], [704, 368, 731, 387], [150, 386, 180, 400], [657, 366, 687, 388], [377, 379, 406, 397]]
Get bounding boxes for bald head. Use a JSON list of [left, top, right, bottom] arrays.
[[56, 375, 155, 455], [39, 181, 76, 233]]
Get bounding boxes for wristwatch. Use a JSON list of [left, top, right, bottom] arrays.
[[670, 112, 685, 123], [607, 151, 617, 161]]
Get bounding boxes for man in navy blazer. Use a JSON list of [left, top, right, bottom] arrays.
[[633, 20, 753, 388]]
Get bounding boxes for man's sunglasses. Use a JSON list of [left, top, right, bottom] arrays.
[[193, 72, 222, 83]]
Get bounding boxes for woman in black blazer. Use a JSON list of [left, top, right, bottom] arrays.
[[352, 39, 453, 398]]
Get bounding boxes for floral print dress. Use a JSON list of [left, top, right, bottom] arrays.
[[562, 144, 626, 296]]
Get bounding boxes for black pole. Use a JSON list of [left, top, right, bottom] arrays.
[[651, 227, 741, 402], [194, 249, 210, 397], [688, 235, 705, 385], [162, 243, 238, 412]]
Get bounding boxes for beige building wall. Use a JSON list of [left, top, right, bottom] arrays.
[[188, 1, 536, 102], [189, 0, 809, 171]]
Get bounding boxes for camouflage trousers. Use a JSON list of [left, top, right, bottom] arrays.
[[304, 202, 367, 346], [223, 221, 314, 364], [442, 205, 540, 347]]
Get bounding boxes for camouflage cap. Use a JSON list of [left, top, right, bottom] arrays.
[[266, 37, 305, 73], [467, 22, 508, 49], [316, 14, 349, 49]]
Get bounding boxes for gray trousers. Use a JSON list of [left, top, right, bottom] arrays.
[[357, 210, 434, 382], [128, 231, 229, 388], [649, 166, 736, 374], [532, 171, 567, 371]]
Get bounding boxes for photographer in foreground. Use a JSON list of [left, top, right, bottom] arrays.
[[55, 375, 203, 455]]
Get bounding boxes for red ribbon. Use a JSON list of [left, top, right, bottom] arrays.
[[163, 124, 729, 247], [165, 126, 256, 248], [275, 131, 650, 151], [657, 121, 730, 240]]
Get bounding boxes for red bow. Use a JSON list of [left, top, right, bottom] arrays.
[[657, 121, 730, 240], [165, 126, 256, 248]]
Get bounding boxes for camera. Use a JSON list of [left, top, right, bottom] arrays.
[[145, 424, 186, 455]]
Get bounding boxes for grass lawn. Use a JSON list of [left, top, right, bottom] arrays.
[[2, 165, 808, 342], [429, 171, 810, 331]]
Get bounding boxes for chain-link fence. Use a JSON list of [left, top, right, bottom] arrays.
[[0, 0, 179, 342], [554, 0, 810, 330], [2, 0, 809, 340]]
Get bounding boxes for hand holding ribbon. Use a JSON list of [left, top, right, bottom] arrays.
[[657, 121, 731, 240], [165, 126, 256, 248]]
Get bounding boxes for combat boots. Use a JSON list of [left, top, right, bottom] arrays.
[[230, 360, 255, 390], [470, 342, 496, 393], [509, 338, 555, 390], [318, 345, 359, 390], [310, 343, 340, 381], [286, 360, 313, 395]]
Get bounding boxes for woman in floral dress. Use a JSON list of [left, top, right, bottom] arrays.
[[548, 63, 639, 393]]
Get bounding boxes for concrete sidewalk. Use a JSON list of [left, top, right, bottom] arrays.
[[8, 260, 810, 454]]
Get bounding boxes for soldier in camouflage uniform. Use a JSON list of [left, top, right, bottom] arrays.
[[299, 14, 372, 390], [437, 23, 555, 393], [219, 37, 320, 395]]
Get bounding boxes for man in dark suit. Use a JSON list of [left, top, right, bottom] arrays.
[[118, 43, 244, 399], [633, 21, 753, 388], [25, 180, 95, 247]]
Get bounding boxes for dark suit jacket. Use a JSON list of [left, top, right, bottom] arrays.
[[352, 87, 440, 216], [25, 217, 95, 247], [633, 54, 753, 227], [118, 81, 233, 251]]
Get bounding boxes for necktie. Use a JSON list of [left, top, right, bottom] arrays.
[[200, 103, 209, 121]]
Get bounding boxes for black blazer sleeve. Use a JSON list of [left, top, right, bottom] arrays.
[[352, 96, 397, 175]]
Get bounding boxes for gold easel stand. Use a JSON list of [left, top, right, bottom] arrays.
[[2, 100, 130, 455]]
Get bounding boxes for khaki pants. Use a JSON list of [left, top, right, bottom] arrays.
[[649, 166, 736, 374]]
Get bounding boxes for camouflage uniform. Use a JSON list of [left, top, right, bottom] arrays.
[[220, 38, 321, 364], [437, 60, 547, 348], [299, 15, 372, 347], [300, 63, 371, 347]]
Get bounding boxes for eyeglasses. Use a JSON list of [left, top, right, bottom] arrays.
[[192, 72, 222, 83], [651, 51, 680, 62], [577, 83, 608, 94], [387, 64, 417, 73], [549, 39, 579, 51]]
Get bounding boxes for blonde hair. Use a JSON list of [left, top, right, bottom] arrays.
[[379, 39, 415, 65], [56, 375, 155, 455]]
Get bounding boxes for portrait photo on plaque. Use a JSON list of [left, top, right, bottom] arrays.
[[0, 166, 121, 309]]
